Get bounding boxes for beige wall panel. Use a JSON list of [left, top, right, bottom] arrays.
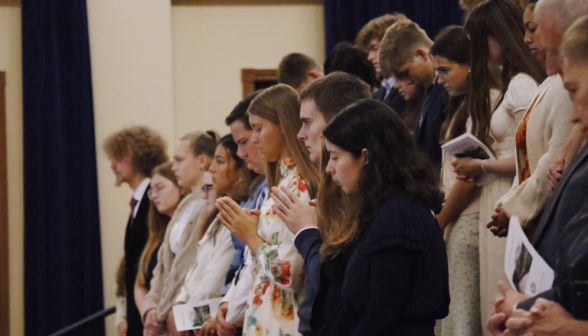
[[86, 1, 175, 335], [171, 4, 325, 138], [0, 6, 23, 336]]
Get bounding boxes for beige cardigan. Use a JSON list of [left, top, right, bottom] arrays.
[[497, 75, 574, 226], [142, 194, 208, 322]]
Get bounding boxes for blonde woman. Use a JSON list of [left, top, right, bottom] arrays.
[[142, 131, 219, 336], [217, 84, 319, 336]]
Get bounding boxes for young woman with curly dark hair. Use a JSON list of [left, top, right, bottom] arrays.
[[311, 99, 449, 336]]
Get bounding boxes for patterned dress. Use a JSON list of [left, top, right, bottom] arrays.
[[243, 158, 310, 336]]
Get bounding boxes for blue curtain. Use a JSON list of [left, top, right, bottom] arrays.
[[22, 0, 104, 335], [324, 0, 465, 52]]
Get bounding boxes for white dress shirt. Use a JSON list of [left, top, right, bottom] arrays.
[[132, 178, 151, 218]]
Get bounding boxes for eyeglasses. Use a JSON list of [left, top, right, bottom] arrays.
[[202, 184, 214, 195], [148, 185, 167, 200]]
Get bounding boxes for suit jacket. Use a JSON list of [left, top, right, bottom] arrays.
[[413, 81, 449, 168], [294, 228, 323, 336], [518, 143, 588, 312], [372, 86, 407, 117], [125, 186, 150, 336]]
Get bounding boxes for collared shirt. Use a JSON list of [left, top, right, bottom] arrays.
[[384, 77, 396, 100], [132, 178, 150, 218]]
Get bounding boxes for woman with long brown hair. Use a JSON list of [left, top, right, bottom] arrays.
[[453, 1, 545, 334], [134, 162, 183, 317], [217, 84, 319, 336], [311, 99, 448, 335]]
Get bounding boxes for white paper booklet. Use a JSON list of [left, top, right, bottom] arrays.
[[173, 297, 223, 332], [441, 133, 497, 186], [504, 216, 555, 296]]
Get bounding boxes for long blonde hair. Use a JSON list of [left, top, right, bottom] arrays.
[[248, 84, 320, 198], [136, 162, 183, 289]]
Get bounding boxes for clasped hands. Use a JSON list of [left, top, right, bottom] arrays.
[[452, 157, 484, 182], [270, 186, 317, 234], [215, 197, 261, 247], [488, 282, 574, 336]]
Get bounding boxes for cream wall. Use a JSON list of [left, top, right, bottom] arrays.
[[171, 4, 325, 137], [86, 1, 175, 335], [0, 6, 24, 336]]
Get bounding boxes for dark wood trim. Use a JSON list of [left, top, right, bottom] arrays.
[[0, 0, 20, 7], [0, 72, 9, 336], [241, 69, 278, 97], [172, 0, 321, 5]]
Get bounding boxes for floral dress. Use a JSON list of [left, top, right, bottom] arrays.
[[243, 158, 310, 336]]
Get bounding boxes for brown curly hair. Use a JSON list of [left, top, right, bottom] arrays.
[[103, 126, 169, 177]]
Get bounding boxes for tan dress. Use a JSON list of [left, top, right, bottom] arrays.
[[438, 114, 482, 336], [479, 74, 538, 335]]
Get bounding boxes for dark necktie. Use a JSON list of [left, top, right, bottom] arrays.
[[129, 198, 138, 226]]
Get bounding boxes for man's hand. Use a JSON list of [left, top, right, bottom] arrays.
[[493, 281, 530, 316], [487, 208, 509, 237], [505, 299, 577, 336], [487, 312, 508, 336], [270, 186, 317, 235], [215, 302, 237, 336], [144, 309, 165, 336], [548, 153, 565, 191], [117, 320, 127, 336]]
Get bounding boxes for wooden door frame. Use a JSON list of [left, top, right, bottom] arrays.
[[241, 68, 278, 97], [0, 71, 9, 336]]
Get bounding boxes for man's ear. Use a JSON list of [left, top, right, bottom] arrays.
[[308, 68, 324, 80], [414, 48, 430, 62]]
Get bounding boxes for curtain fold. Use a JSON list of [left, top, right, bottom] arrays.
[[324, 0, 464, 52], [22, 0, 104, 335]]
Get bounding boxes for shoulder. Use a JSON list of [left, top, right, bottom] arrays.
[[503, 73, 539, 113], [363, 193, 439, 254]]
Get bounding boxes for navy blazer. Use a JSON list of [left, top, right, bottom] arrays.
[[318, 193, 450, 335], [125, 187, 150, 336], [518, 143, 588, 312], [294, 228, 323, 336], [413, 80, 449, 168], [372, 86, 407, 118]]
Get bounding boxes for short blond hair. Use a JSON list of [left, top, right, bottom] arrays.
[[380, 20, 433, 78], [561, 15, 588, 64], [355, 13, 409, 50]]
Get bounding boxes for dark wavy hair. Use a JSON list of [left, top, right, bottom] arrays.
[[322, 99, 444, 231], [324, 42, 379, 90]]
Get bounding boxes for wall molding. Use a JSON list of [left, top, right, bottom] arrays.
[[172, 0, 321, 5], [0, 71, 9, 336]]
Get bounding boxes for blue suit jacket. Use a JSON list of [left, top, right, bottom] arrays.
[[413, 80, 449, 168]]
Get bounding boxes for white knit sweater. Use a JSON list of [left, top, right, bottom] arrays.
[[496, 75, 574, 226]]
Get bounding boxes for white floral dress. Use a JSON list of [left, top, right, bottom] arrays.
[[243, 158, 310, 336]]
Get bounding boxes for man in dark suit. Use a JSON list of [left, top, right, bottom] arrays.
[[103, 127, 168, 336], [380, 20, 448, 168], [356, 13, 408, 116]]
